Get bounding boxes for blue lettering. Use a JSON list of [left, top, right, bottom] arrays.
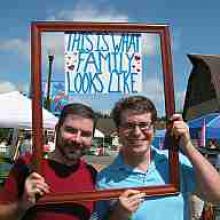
[[77, 51, 87, 72], [84, 52, 100, 73], [79, 35, 85, 52], [69, 72, 104, 94], [101, 35, 109, 51], [126, 53, 134, 73], [66, 71, 71, 92], [111, 34, 124, 53], [119, 53, 127, 73], [135, 34, 140, 52], [70, 33, 81, 51], [108, 70, 122, 93], [85, 35, 93, 52], [74, 72, 82, 93], [127, 35, 136, 53], [122, 35, 129, 53], [131, 72, 138, 93], [98, 52, 111, 73], [123, 71, 130, 93], [81, 73, 90, 93], [91, 72, 103, 92]]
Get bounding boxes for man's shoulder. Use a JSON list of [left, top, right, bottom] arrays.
[[96, 155, 122, 180], [81, 161, 97, 184], [13, 153, 32, 169], [85, 163, 97, 175], [152, 146, 193, 167]]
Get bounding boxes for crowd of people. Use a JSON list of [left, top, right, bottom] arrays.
[[0, 96, 220, 220]]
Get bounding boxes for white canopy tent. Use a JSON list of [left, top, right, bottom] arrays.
[[0, 91, 58, 129], [94, 129, 104, 138], [0, 91, 104, 137]]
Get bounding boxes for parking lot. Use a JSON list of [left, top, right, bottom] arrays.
[[84, 153, 117, 171]]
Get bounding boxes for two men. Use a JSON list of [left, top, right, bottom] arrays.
[[93, 96, 220, 220], [1, 96, 220, 220], [0, 103, 97, 220]]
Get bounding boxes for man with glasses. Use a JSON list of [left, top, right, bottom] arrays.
[[92, 95, 220, 220], [0, 103, 97, 220]]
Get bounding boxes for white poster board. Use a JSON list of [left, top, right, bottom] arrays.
[[65, 33, 142, 95]]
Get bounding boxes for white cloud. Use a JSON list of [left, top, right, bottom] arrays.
[[41, 33, 64, 73], [0, 1, 128, 71], [16, 82, 30, 94], [47, 1, 128, 22], [0, 38, 29, 59], [42, 1, 128, 72], [0, 81, 17, 93], [143, 79, 186, 115], [142, 34, 158, 56], [140, 77, 165, 116], [175, 90, 186, 112]]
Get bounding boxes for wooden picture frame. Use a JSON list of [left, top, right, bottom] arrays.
[[31, 22, 180, 205]]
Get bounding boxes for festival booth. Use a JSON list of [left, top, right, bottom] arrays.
[[152, 129, 166, 149], [187, 113, 220, 174], [0, 91, 58, 160], [187, 113, 220, 140], [0, 91, 58, 129], [0, 91, 104, 153]]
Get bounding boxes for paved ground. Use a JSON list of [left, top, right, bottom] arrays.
[[84, 154, 117, 171]]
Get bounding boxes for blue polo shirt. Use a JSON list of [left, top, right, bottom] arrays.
[[92, 147, 196, 220]]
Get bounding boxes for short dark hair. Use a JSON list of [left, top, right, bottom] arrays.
[[57, 103, 96, 129], [112, 96, 157, 128]]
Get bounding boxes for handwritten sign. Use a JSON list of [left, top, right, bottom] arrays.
[[64, 33, 142, 94]]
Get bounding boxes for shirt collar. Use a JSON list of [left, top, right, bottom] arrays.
[[110, 146, 168, 172]]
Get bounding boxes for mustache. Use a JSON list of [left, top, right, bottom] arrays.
[[62, 140, 88, 154], [62, 139, 81, 147]]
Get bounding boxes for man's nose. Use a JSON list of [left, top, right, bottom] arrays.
[[71, 130, 82, 143], [133, 125, 142, 136]]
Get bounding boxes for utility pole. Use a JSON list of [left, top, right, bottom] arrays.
[[45, 51, 54, 111]]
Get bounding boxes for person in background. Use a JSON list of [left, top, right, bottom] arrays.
[[92, 96, 220, 220], [19, 133, 32, 156], [0, 103, 97, 220], [190, 194, 205, 220], [207, 139, 217, 150], [0, 138, 8, 156]]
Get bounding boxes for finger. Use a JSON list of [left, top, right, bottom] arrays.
[[121, 189, 141, 198], [122, 193, 145, 206], [31, 186, 49, 199], [29, 172, 45, 181], [125, 193, 145, 208], [173, 126, 188, 135], [123, 198, 144, 213], [173, 120, 187, 128], [128, 192, 145, 200], [128, 201, 141, 210], [34, 188, 44, 197], [34, 183, 50, 194], [169, 114, 183, 121], [130, 196, 145, 205], [29, 180, 49, 191]]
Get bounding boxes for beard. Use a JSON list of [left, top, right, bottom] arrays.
[[56, 133, 88, 164]]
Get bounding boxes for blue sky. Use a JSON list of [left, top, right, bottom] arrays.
[[0, 0, 220, 112]]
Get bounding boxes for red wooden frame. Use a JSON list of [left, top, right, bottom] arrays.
[[31, 22, 179, 205]]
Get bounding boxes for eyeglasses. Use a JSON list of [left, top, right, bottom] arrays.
[[120, 122, 153, 133]]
